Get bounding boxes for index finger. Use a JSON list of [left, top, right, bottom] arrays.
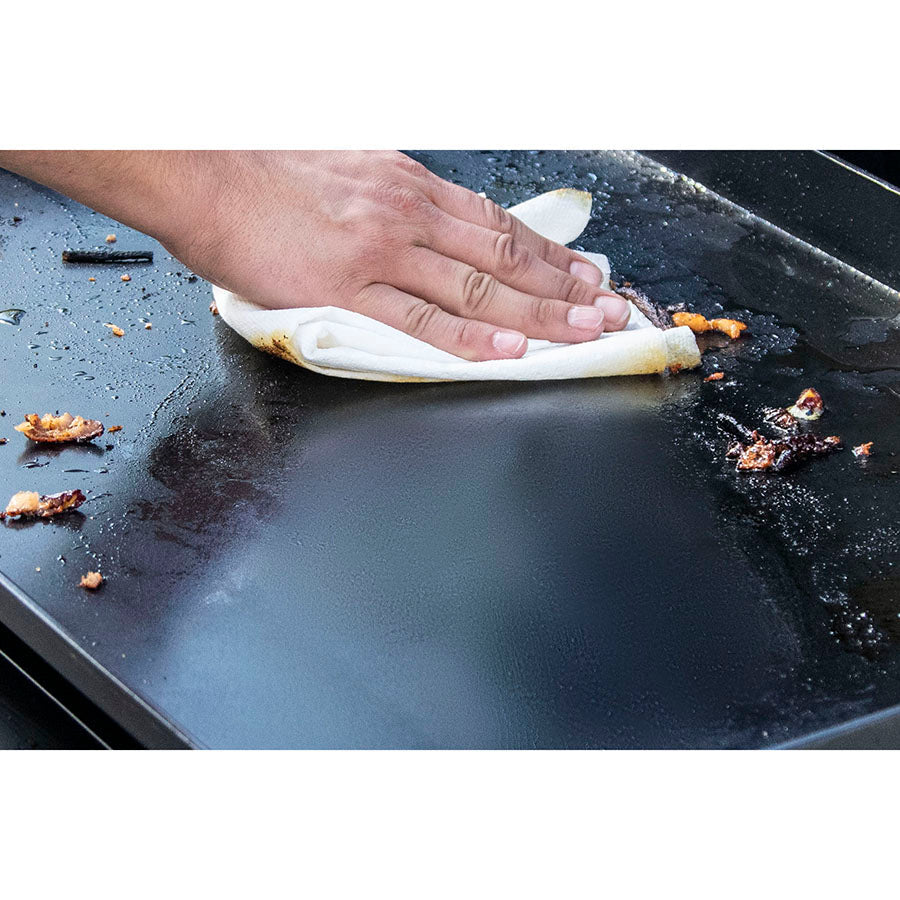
[[428, 177, 604, 285]]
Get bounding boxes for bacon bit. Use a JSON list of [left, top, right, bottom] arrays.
[[788, 388, 824, 421], [104, 323, 125, 337], [88, 277, 96, 283], [16, 412, 104, 443], [80, 571, 103, 590], [763, 407, 798, 431], [1, 489, 86, 520], [105, 234, 117, 243], [209, 299, 219, 316], [120, 274, 131, 282], [107, 425, 122, 433], [704, 372, 725, 382], [726, 433, 842, 472], [614, 285, 673, 329], [672, 311, 747, 339], [853, 442, 874, 457]]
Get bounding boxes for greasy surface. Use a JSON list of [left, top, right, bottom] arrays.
[[0, 151, 898, 748]]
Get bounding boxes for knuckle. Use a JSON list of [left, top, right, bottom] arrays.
[[531, 297, 558, 326], [562, 275, 592, 304], [461, 269, 497, 315], [455, 317, 485, 350], [493, 232, 528, 275], [482, 196, 514, 232], [392, 152, 428, 177], [404, 302, 442, 339], [371, 179, 432, 218]]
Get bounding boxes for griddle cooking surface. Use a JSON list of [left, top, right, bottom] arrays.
[[0, 151, 898, 748]]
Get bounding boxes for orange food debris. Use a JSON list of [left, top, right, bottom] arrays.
[[1, 489, 86, 520], [672, 311, 747, 339], [107, 425, 122, 433], [120, 274, 130, 282], [88, 277, 96, 283], [852, 442, 873, 457], [209, 299, 219, 316], [105, 234, 117, 243], [704, 372, 725, 382], [144, 322, 152, 329], [0, 438, 6, 445], [788, 388, 824, 420], [104, 323, 125, 337], [16, 412, 104, 443], [80, 571, 103, 590]]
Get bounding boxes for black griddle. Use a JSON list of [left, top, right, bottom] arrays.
[[0, 151, 898, 749]]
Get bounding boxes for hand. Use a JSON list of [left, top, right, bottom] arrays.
[[168, 151, 632, 361]]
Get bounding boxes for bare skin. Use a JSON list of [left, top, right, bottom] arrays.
[[0, 151, 631, 361]]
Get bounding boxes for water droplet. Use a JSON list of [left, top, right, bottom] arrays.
[[0, 309, 26, 326]]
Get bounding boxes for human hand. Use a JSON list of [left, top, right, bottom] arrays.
[[168, 151, 631, 361]]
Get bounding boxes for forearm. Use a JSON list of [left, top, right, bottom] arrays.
[[0, 150, 222, 246]]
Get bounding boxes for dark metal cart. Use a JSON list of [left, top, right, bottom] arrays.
[[0, 150, 897, 748]]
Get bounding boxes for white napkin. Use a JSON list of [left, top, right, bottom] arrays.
[[213, 189, 700, 382]]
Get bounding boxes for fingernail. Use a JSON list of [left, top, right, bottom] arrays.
[[567, 305, 605, 331], [491, 330, 527, 356], [593, 294, 631, 326], [569, 259, 602, 286]]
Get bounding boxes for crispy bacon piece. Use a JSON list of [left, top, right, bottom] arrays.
[[852, 442, 874, 457], [788, 388, 824, 421], [613, 285, 673, 329], [1, 489, 86, 520], [15, 412, 104, 444], [726, 432, 842, 472], [763, 407, 799, 431], [80, 571, 103, 590], [672, 311, 747, 339], [704, 372, 725, 382]]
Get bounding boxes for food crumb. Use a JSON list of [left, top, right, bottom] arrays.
[[0, 438, 7, 445], [704, 372, 725, 382], [35, 567, 40, 573], [88, 277, 96, 282], [788, 388, 824, 421], [108, 425, 122, 433], [121, 274, 131, 282], [16, 412, 104, 444], [80, 571, 103, 590], [853, 442, 874, 457], [104, 323, 125, 337], [105, 234, 117, 243], [672, 311, 747, 339], [144, 322, 152, 329], [1, 489, 86, 520], [209, 299, 219, 316]]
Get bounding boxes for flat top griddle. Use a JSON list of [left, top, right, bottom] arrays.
[[0, 151, 898, 749]]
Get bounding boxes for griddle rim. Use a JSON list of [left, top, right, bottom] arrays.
[[0, 571, 197, 749]]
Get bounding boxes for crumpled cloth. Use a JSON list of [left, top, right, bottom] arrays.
[[213, 189, 700, 382]]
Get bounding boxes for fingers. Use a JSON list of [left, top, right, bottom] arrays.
[[427, 213, 632, 331], [396, 247, 612, 344], [354, 283, 528, 362], [429, 177, 602, 279]]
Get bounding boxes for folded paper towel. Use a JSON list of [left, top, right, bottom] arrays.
[[213, 189, 701, 382]]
